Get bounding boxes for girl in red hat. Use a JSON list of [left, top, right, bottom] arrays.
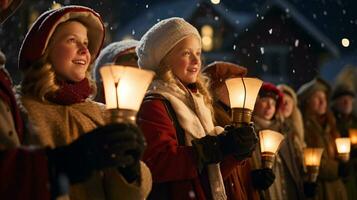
[[18, 5, 151, 200]]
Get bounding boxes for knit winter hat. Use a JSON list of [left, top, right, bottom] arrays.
[[136, 17, 201, 71], [331, 84, 355, 101], [202, 61, 247, 89], [259, 82, 284, 109], [0, 0, 22, 24], [297, 77, 330, 107], [94, 39, 139, 81], [277, 84, 298, 105], [18, 5, 105, 71]]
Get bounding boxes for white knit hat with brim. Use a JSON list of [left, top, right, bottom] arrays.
[[136, 17, 201, 71]]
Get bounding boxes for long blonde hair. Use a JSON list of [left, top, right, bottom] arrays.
[[20, 20, 97, 102], [156, 59, 215, 116]]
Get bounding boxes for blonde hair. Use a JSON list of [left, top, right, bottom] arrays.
[[156, 60, 215, 116], [20, 20, 97, 102]]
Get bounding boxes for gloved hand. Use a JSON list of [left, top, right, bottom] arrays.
[[192, 135, 224, 170], [251, 168, 275, 190], [303, 181, 318, 198], [192, 124, 258, 168], [47, 123, 146, 184], [338, 160, 352, 178], [220, 125, 258, 160]]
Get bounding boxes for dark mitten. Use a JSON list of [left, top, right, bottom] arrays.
[[303, 181, 318, 198], [192, 135, 224, 169], [251, 168, 275, 190], [219, 124, 258, 160], [47, 123, 146, 184], [338, 161, 352, 177]]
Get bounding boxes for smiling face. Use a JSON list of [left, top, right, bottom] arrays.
[[161, 35, 202, 85], [48, 20, 91, 82]]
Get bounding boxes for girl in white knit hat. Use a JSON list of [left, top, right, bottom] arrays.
[[136, 17, 257, 200]]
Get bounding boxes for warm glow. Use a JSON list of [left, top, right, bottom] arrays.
[[201, 25, 214, 52], [259, 130, 284, 154], [211, 0, 220, 4], [100, 65, 155, 111], [201, 25, 213, 37], [225, 78, 263, 110], [335, 138, 351, 153], [303, 148, 324, 166], [202, 36, 213, 51], [349, 129, 357, 145], [341, 38, 350, 47]]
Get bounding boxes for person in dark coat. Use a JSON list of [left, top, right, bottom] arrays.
[[298, 78, 348, 200], [203, 61, 266, 200], [331, 84, 357, 200]]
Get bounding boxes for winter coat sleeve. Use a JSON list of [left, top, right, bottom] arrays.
[[0, 98, 20, 149], [220, 155, 246, 179], [137, 99, 199, 182], [103, 161, 152, 200], [0, 148, 51, 200]]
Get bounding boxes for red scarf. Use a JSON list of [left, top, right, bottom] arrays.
[[48, 78, 92, 105]]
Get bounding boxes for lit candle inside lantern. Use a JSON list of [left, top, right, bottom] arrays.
[[225, 77, 263, 126], [335, 138, 351, 162], [100, 64, 155, 124], [259, 130, 285, 169], [303, 148, 324, 182]]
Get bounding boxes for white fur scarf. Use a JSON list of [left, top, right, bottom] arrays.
[[148, 79, 227, 200]]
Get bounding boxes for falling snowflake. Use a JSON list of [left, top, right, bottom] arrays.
[[214, 16, 219, 21], [312, 13, 317, 19], [260, 47, 265, 54], [269, 28, 273, 34], [285, 8, 290, 13], [323, 11, 327, 15], [262, 64, 268, 72], [292, 69, 296, 74], [294, 39, 299, 47], [233, 45, 237, 50], [131, 29, 136, 35], [145, 4, 149, 8]]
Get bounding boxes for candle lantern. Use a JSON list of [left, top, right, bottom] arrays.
[[303, 148, 324, 182], [335, 138, 351, 162], [259, 130, 285, 169], [99, 65, 155, 124], [225, 77, 263, 126]]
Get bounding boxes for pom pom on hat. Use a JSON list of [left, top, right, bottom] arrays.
[[136, 17, 201, 71], [18, 5, 105, 71]]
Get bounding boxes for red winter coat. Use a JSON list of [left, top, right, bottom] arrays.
[[138, 97, 240, 200]]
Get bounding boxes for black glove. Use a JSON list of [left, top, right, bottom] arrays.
[[338, 161, 352, 177], [192, 124, 258, 168], [47, 123, 146, 184], [192, 135, 224, 170], [303, 181, 318, 198], [251, 168, 275, 190], [220, 125, 258, 160]]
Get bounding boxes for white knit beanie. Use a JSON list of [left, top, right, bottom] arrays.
[[136, 17, 201, 71]]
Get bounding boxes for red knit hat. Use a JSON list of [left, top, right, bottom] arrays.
[[259, 82, 284, 109], [18, 5, 105, 70]]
